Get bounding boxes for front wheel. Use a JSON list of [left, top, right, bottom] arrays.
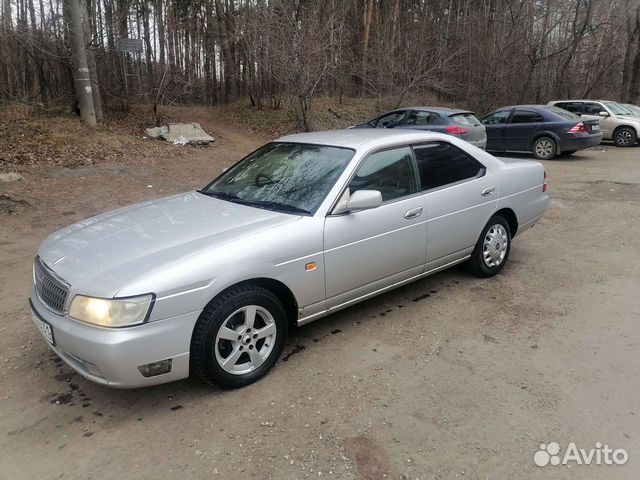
[[190, 285, 287, 389], [466, 215, 512, 277], [532, 137, 557, 160], [613, 127, 637, 147]]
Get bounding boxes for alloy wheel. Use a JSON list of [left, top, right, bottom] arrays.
[[616, 129, 633, 146], [214, 305, 277, 375]]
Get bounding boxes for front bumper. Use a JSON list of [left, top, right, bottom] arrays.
[[30, 288, 200, 388]]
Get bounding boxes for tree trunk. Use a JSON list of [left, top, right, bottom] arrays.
[[64, 0, 97, 127]]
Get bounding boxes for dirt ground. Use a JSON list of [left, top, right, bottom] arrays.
[[1, 109, 639, 480]]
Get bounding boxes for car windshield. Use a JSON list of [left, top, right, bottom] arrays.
[[547, 106, 579, 120], [603, 101, 633, 115], [624, 104, 640, 115], [200, 142, 354, 215]]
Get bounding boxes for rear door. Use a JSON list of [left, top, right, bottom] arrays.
[[504, 109, 545, 151], [481, 110, 512, 150], [554, 102, 583, 116], [413, 142, 497, 269]]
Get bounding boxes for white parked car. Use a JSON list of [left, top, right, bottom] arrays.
[[30, 130, 549, 389]]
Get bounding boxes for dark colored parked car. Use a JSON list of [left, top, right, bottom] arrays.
[[351, 107, 487, 149], [481, 105, 602, 160]]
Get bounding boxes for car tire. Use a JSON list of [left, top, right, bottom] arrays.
[[466, 215, 512, 277], [613, 127, 637, 147], [190, 285, 288, 389], [532, 137, 557, 160]]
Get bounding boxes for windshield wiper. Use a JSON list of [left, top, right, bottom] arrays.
[[237, 199, 311, 215], [198, 190, 310, 215], [197, 190, 240, 201]]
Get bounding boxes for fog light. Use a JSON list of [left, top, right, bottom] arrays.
[[138, 359, 172, 377], [84, 361, 105, 379]]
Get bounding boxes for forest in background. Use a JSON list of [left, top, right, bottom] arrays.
[[1, 0, 640, 130]]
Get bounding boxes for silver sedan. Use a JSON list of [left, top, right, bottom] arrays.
[[30, 129, 549, 388]]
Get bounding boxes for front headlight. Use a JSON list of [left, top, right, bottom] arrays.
[[68, 294, 154, 327]]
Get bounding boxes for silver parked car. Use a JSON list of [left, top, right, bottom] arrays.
[[30, 130, 549, 389]]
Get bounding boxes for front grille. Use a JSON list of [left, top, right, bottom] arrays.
[[34, 256, 69, 314]]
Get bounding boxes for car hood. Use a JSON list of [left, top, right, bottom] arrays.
[[38, 191, 299, 295]]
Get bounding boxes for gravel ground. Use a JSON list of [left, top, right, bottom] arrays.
[[0, 114, 639, 480]]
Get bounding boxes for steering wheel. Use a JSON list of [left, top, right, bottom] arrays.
[[255, 173, 274, 186]]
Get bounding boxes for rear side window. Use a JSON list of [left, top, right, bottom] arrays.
[[450, 113, 481, 126], [405, 111, 439, 126], [555, 102, 583, 115], [510, 110, 544, 123], [413, 142, 485, 191]]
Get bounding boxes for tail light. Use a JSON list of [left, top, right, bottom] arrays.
[[542, 171, 548, 192], [445, 125, 468, 135], [567, 122, 586, 133]]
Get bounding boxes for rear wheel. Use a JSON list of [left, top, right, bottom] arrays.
[[613, 127, 637, 147], [532, 137, 557, 160], [466, 215, 512, 277], [190, 285, 287, 389]]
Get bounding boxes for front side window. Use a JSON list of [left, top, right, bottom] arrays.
[[202, 142, 354, 215], [414, 142, 484, 190], [373, 111, 406, 128], [348, 147, 418, 202], [510, 110, 544, 123], [482, 110, 511, 125]]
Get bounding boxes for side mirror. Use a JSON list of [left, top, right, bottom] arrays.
[[334, 190, 382, 214], [598, 111, 609, 117]]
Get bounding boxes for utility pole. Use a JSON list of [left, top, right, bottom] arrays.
[[64, 0, 97, 127]]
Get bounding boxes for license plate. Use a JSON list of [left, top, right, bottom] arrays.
[[32, 312, 55, 345], [591, 124, 600, 132]]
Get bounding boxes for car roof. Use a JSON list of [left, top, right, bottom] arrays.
[[549, 99, 611, 103], [276, 129, 446, 150], [499, 104, 549, 110], [396, 106, 473, 115]]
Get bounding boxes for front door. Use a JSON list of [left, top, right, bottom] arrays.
[[323, 147, 427, 309], [482, 110, 512, 151], [582, 102, 613, 138]]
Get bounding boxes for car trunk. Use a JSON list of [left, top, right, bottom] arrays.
[[582, 119, 600, 134], [450, 113, 485, 142]]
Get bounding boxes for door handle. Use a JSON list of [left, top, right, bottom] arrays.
[[404, 207, 423, 219], [481, 186, 495, 197]]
